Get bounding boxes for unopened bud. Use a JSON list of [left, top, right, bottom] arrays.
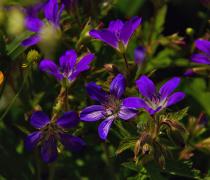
[[104, 64, 119, 73], [142, 143, 151, 155], [134, 139, 141, 161], [158, 156, 166, 169], [186, 27, 194, 36], [26, 50, 41, 63]]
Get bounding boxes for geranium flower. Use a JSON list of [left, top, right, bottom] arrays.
[[123, 75, 185, 115], [80, 74, 138, 140], [89, 17, 142, 52], [25, 111, 86, 163], [191, 39, 210, 65], [22, 0, 64, 46], [39, 49, 95, 81]]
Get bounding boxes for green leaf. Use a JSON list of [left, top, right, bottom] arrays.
[[151, 5, 167, 41], [116, 0, 145, 16], [116, 137, 137, 155], [6, 31, 32, 60], [144, 162, 167, 180], [167, 107, 189, 121]]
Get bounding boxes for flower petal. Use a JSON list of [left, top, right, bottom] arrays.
[[44, 0, 58, 23], [191, 54, 210, 65], [25, 131, 42, 151], [167, 92, 185, 107], [70, 53, 95, 80], [60, 134, 86, 152], [123, 97, 147, 109], [110, 73, 126, 98], [98, 116, 114, 140], [159, 77, 180, 99], [25, 17, 43, 32], [195, 39, 210, 55], [86, 82, 108, 103], [80, 105, 105, 121], [55, 3, 64, 25], [120, 16, 142, 46], [39, 59, 63, 80], [118, 105, 138, 120], [136, 75, 156, 99], [57, 111, 79, 129], [21, 35, 41, 47], [30, 111, 50, 129], [108, 19, 124, 32], [59, 49, 77, 73], [89, 29, 118, 49], [40, 136, 58, 163]]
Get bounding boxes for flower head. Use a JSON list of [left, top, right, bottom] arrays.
[[123, 75, 185, 115], [25, 111, 85, 163], [39, 49, 95, 82], [191, 39, 210, 65], [80, 74, 138, 140], [22, 0, 64, 46], [89, 17, 141, 52]]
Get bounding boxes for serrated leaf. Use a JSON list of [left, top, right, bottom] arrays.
[[167, 107, 189, 121], [116, 137, 137, 155]]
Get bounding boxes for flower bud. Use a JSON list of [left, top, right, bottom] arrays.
[[142, 143, 151, 155], [104, 64, 119, 73], [186, 27, 194, 36], [26, 50, 41, 63], [158, 155, 166, 169], [134, 46, 146, 65], [134, 139, 140, 161]]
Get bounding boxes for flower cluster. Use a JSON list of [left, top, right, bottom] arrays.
[[22, 0, 188, 164]]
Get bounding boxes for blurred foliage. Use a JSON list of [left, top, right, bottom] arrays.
[[0, 0, 210, 179]]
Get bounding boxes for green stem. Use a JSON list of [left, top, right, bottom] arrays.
[[122, 53, 129, 71]]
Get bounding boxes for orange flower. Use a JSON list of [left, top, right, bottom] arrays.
[[0, 71, 4, 85]]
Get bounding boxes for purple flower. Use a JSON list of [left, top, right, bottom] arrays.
[[39, 49, 95, 81], [191, 39, 210, 65], [89, 17, 142, 52], [134, 46, 146, 65], [22, 0, 64, 46], [123, 75, 185, 115], [80, 74, 138, 140], [25, 111, 86, 163]]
